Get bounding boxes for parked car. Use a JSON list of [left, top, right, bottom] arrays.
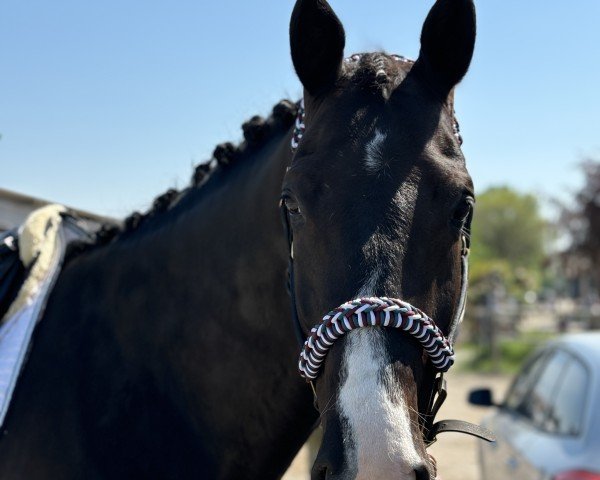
[[469, 332, 600, 480]]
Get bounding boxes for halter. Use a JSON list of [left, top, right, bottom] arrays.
[[281, 59, 495, 445]]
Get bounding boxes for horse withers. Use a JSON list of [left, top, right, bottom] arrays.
[[0, 1, 478, 479]]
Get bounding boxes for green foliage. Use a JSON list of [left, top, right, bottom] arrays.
[[469, 186, 547, 302], [461, 332, 556, 373], [471, 186, 546, 267]]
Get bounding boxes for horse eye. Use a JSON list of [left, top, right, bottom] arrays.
[[451, 197, 474, 229], [284, 197, 302, 215]]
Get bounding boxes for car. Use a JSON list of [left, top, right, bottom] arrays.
[[469, 332, 600, 480]]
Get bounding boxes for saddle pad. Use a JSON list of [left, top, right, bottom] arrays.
[[0, 206, 93, 427], [0, 233, 25, 320]]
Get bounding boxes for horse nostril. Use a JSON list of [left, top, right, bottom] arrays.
[[414, 464, 431, 480]]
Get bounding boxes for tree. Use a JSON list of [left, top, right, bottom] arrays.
[[465, 186, 548, 364], [561, 159, 600, 296], [469, 186, 547, 303]]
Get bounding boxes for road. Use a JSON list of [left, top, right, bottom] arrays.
[[282, 371, 511, 480]]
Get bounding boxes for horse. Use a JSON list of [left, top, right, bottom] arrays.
[[0, 0, 477, 478]]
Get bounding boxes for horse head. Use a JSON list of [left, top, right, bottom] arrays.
[[284, 1, 476, 478]]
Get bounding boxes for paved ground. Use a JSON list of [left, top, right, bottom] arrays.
[[282, 371, 511, 480], [426, 371, 510, 480]]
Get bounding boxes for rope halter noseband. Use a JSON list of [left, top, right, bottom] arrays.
[[299, 297, 454, 380]]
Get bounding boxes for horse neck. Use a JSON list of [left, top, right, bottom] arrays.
[[61, 130, 317, 477]]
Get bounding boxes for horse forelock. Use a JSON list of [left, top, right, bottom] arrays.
[[341, 52, 414, 94], [338, 52, 463, 144]]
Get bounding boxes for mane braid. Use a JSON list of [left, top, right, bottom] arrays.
[[90, 99, 298, 248]]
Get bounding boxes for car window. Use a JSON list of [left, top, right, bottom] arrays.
[[504, 350, 549, 411], [525, 350, 570, 430], [506, 347, 589, 436], [548, 355, 588, 435]]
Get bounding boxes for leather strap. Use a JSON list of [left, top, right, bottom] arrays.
[[425, 419, 496, 445], [279, 199, 305, 348], [423, 375, 448, 441]]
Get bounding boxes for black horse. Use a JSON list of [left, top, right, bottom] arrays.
[[0, 0, 476, 478]]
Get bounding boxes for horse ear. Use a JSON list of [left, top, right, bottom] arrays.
[[290, 0, 346, 97], [415, 0, 476, 95]]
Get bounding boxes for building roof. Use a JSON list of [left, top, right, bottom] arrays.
[[0, 188, 117, 226]]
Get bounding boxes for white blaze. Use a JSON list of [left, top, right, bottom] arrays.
[[337, 152, 423, 478], [339, 329, 421, 480]]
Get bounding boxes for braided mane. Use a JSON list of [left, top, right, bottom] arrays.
[[91, 99, 298, 246], [84, 54, 462, 249]]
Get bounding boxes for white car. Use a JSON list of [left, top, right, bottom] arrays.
[[469, 332, 600, 480]]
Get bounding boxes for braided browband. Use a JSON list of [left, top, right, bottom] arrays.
[[291, 98, 305, 152], [298, 297, 454, 380], [290, 54, 463, 153]]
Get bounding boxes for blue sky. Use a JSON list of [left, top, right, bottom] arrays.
[[1, 1, 599, 218]]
